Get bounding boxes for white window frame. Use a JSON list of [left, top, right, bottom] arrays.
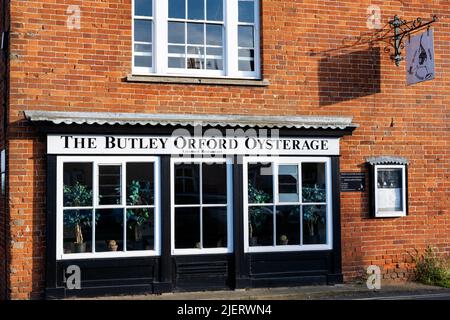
[[132, 0, 155, 74], [243, 156, 333, 253], [374, 164, 407, 218], [132, 0, 261, 79], [171, 157, 233, 255], [56, 156, 161, 260]]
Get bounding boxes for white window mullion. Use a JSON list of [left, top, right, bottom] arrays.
[[92, 162, 98, 253], [155, 0, 168, 74], [225, 0, 238, 77]]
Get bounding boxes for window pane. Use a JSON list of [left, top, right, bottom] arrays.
[[168, 22, 185, 44], [206, 58, 223, 70], [134, 20, 152, 43], [303, 205, 326, 245], [276, 206, 300, 245], [99, 165, 122, 205], [187, 57, 204, 69], [238, 0, 254, 23], [126, 162, 154, 206], [169, 57, 186, 68], [238, 25, 254, 47], [135, 43, 152, 53], [202, 163, 227, 204], [207, 0, 223, 21], [239, 48, 254, 58], [203, 207, 227, 248], [207, 47, 222, 55], [95, 208, 124, 252], [188, 0, 204, 20], [278, 165, 299, 202], [377, 168, 403, 211], [175, 207, 200, 249], [238, 59, 254, 72], [187, 23, 204, 44], [63, 209, 93, 254], [206, 24, 222, 45], [302, 163, 326, 203], [135, 0, 152, 17], [63, 163, 93, 207], [175, 163, 200, 204], [187, 46, 204, 55], [169, 0, 185, 19], [249, 206, 273, 246], [135, 55, 152, 68], [127, 208, 154, 251], [248, 163, 273, 204], [169, 45, 186, 54]]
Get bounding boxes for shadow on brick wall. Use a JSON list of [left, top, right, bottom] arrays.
[[318, 47, 381, 106]]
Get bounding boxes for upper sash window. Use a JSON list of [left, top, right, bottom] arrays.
[[132, 0, 261, 78]]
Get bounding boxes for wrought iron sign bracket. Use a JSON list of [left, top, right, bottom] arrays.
[[389, 15, 438, 66]]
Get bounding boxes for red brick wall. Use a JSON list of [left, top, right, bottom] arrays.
[[5, 0, 450, 298]]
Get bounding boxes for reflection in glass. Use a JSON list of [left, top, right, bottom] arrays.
[[63, 209, 93, 254], [127, 208, 154, 251], [202, 163, 227, 204], [99, 165, 122, 205], [302, 163, 326, 203], [134, 20, 152, 43], [126, 162, 154, 206], [276, 206, 300, 245], [377, 168, 403, 211], [248, 163, 273, 204], [175, 163, 200, 204], [187, 23, 204, 44], [238, 0, 254, 23], [207, 0, 223, 21], [249, 206, 273, 246], [95, 209, 124, 252], [238, 26, 254, 48], [135, 0, 153, 17], [169, 0, 185, 19], [168, 22, 185, 44], [278, 165, 299, 202], [303, 205, 326, 245], [63, 162, 93, 207], [203, 207, 227, 248], [188, 0, 204, 20], [206, 24, 222, 46], [175, 207, 200, 249], [169, 57, 186, 68]]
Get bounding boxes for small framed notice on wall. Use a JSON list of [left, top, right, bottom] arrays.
[[367, 157, 408, 218]]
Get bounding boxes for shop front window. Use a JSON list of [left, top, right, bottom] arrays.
[[58, 157, 160, 259], [172, 158, 232, 254], [244, 157, 332, 253]]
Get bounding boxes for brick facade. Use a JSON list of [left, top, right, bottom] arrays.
[[1, 0, 449, 299]]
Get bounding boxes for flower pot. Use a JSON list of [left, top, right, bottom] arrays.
[[280, 240, 289, 245], [73, 242, 86, 253], [108, 240, 119, 251]]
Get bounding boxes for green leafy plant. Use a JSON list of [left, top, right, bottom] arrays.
[[302, 184, 326, 202], [63, 182, 94, 247], [126, 180, 152, 241], [411, 246, 450, 288], [303, 206, 325, 237], [248, 180, 271, 239]]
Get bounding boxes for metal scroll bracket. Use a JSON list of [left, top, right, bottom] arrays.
[[389, 15, 438, 66]]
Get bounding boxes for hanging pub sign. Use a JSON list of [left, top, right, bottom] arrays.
[[47, 134, 340, 156], [406, 29, 435, 85]]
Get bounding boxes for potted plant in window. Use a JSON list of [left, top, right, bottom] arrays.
[[279, 234, 289, 245], [63, 181, 93, 253], [248, 181, 271, 246], [126, 180, 152, 249], [303, 206, 325, 243]]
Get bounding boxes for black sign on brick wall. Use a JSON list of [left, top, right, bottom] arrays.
[[340, 172, 366, 192]]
